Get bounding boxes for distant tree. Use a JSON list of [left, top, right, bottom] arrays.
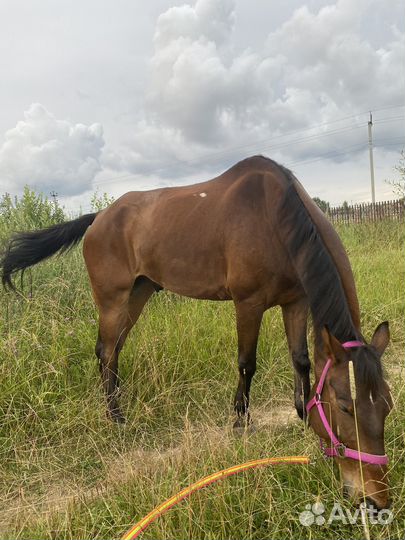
[[312, 197, 330, 213], [385, 150, 405, 199]]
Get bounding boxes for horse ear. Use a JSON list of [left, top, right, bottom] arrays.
[[371, 321, 390, 356], [321, 326, 346, 363]]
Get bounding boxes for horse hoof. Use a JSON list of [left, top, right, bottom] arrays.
[[233, 416, 255, 435], [108, 409, 126, 424], [294, 401, 307, 422]]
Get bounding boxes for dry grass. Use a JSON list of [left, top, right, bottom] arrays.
[[0, 221, 403, 539]]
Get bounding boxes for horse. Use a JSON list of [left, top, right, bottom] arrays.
[[1, 155, 392, 509]]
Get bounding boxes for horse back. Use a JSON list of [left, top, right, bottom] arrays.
[[84, 156, 357, 318]]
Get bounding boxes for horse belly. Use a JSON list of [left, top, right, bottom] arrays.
[[136, 227, 230, 300], [141, 256, 231, 300]]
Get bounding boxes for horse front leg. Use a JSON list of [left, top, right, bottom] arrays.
[[233, 300, 264, 429], [282, 297, 310, 420]]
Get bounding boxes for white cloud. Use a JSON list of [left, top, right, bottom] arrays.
[[154, 0, 235, 49], [0, 104, 104, 196], [266, 0, 405, 114], [115, 0, 403, 181], [0, 1, 402, 202], [147, 0, 282, 145]]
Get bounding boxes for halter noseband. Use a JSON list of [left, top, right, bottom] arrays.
[[306, 340, 388, 466]]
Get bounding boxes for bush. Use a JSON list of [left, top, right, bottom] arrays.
[[0, 187, 66, 241]]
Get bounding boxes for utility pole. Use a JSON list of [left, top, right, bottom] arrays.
[[368, 112, 376, 204]]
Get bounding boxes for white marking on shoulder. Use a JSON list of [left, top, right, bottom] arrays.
[[199, 192, 207, 197]]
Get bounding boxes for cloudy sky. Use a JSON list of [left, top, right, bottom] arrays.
[[0, 0, 403, 211]]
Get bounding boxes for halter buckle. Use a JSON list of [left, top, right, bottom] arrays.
[[335, 443, 347, 458]]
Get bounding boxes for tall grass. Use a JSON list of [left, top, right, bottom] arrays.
[[0, 193, 403, 539]]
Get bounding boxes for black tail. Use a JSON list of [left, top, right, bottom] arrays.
[[1, 213, 98, 291]]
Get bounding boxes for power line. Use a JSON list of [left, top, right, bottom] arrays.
[[62, 136, 404, 214], [92, 123, 365, 188], [373, 136, 405, 145], [287, 142, 368, 167], [92, 110, 404, 188], [4, 105, 403, 209], [96, 107, 401, 186], [287, 137, 404, 168], [373, 115, 404, 125]]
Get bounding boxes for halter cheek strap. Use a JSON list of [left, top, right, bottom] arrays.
[[306, 340, 388, 466]]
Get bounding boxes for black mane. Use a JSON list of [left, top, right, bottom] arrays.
[[353, 346, 384, 400], [278, 167, 359, 343], [277, 164, 386, 395]]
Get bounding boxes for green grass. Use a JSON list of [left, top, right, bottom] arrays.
[[0, 221, 404, 540]]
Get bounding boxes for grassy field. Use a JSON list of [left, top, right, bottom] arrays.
[[0, 214, 404, 539]]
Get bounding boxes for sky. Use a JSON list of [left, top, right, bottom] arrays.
[[0, 0, 404, 212]]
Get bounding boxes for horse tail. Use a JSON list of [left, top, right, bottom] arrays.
[[1, 212, 98, 291]]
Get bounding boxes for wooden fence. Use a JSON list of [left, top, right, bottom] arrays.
[[326, 199, 405, 224]]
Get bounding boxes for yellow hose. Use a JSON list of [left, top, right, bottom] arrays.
[[121, 455, 310, 540]]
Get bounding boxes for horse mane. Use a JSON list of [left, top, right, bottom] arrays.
[[277, 165, 358, 343], [353, 346, 384, 400], [276, 164, 385, 393]]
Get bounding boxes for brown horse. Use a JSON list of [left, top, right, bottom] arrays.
[[1, 156, 392, 509]]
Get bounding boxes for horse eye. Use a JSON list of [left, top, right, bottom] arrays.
[[337, 400, 353, 415]]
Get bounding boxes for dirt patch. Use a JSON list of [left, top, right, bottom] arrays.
[[254, 403, 299, 429], [0, 405, 300, 534]]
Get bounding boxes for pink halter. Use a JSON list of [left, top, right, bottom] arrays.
[[306, 340, 388, 466]]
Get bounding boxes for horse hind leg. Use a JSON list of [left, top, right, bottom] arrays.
[[95, 276, 156, 423], [95, 299, 128, 424]]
